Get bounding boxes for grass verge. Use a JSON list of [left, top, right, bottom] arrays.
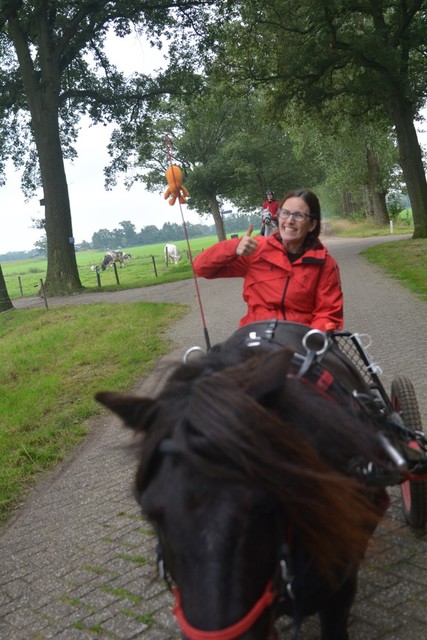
[[0, 301, 187, 525], [325, 217, 413, 238], [362, 238, 427, 301]]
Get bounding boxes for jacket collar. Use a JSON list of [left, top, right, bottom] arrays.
[[266, 234, 326, 266]]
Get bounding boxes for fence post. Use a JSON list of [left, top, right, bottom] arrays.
[[39, 279, 48, 309], [113, 262, 120, 284], [151, 255, 158, 277], [95, 266, 101, 288], [18, 276, 23, 296]]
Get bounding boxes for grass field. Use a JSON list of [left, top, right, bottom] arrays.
[[2, 236, 221, 301]]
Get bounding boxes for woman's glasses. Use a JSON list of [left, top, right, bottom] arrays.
[[278, 209, 312, 221]]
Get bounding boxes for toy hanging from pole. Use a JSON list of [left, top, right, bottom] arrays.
[[164, 164, 190, 206], [162, 137, 210, 350]]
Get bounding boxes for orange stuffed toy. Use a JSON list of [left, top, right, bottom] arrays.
[[164, 165, 189, 206]]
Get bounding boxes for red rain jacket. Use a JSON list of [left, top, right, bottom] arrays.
[[193, 233, 343, 331], [262, 199, 280, 221]]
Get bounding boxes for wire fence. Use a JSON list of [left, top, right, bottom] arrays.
[[2, 249, 201, 310]]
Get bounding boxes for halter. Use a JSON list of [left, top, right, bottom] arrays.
[[157, 508, 299, 640], [172, 580, 276, 640]]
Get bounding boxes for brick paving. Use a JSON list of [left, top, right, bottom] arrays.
[[2, 234, 427, 639]]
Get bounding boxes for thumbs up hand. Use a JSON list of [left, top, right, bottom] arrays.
[[236, 225, 258, 256]]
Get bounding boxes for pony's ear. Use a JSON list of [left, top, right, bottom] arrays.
[[95, 391, 158, 433]]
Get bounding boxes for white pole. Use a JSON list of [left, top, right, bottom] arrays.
[[390, 220, 394, 234]]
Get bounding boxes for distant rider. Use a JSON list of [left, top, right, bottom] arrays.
[[260, 189, 279, 236]]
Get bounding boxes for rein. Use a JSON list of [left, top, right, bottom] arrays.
[[172, 580, 276, 640]]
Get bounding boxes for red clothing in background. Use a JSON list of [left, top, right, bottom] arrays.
[[193, 233, 343, 331]]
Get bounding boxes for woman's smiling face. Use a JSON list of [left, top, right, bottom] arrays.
[[277, 196, 317, 253]]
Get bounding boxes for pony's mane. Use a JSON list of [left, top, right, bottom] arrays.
[[136, 346, 385, 579]]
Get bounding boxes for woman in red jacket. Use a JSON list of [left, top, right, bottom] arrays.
[[193, 188, 343, 331]]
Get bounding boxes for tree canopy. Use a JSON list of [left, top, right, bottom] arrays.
[[108, 79, 325, 240], [202, 0, 427, 237], [0, 0, 213, 294]]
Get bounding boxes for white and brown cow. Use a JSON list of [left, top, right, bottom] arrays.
[[101, 250, 132, 271]]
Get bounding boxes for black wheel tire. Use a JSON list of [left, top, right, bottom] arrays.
[[391, 376, 427, 529]]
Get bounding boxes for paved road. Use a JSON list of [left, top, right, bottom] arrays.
[[2, 235, 427, 639]]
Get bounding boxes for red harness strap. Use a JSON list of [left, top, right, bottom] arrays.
[[172, 580, 276, 640]]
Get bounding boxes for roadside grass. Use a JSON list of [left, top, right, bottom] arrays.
[[362, 239, 427, 301], [0, 301, 187, 525], [325, 217, 413, 238], [323, 218, 427, 301]]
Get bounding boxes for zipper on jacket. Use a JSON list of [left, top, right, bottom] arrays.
[[280, 276, 291, 320]]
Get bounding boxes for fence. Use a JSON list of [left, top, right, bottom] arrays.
[[2, 249, 201, 310]]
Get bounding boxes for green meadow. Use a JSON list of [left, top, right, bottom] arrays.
[[2, 236, 220, 300]]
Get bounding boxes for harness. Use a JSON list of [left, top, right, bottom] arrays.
[[158, 321, 405, 640]]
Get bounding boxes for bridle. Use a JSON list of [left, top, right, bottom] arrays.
[[172, 580, 276, 640], [156, 510, 300, 640]]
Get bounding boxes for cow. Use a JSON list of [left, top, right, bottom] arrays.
[[164, 243, 181, 265], [101, 250, 131, 271]]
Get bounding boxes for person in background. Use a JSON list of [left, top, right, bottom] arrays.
[[194, 188, 343, 331], [260, 189, 279, 235]]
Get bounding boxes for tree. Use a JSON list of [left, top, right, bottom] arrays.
[[34, 236, 47, 256], [109, 79, 324, 240], [0, 264, 13, 312], [286, 104, 399, 223], [208, 0, 427, 238], [118, 221, 138, 247], [109, 86, 246, 241], [0, 0, 213, 294], [139, 225, 161, 245], [91, 228, 116, 250]]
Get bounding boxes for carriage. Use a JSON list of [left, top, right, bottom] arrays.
[[325, 325, 427, 528], [97, 320, 427, 639], [215, 320, 427, 529]]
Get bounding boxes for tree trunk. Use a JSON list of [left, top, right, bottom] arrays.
[[34, 108, 83, 295], [209, 194, 226, 241], [0, 264, 14, 312], [8, 15, 83, 295], [341, 191, 358, 218], [362, 186, 374, 220], [366, 147, 389, 225], [389, 96, 427, 238]]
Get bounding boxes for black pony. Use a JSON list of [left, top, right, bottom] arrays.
[[96, 323, 390, 640]]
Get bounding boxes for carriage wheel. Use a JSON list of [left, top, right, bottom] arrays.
[[391, 376, 427, 529]]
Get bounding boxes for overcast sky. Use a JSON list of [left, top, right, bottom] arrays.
[[1, 30, 426, 255]]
